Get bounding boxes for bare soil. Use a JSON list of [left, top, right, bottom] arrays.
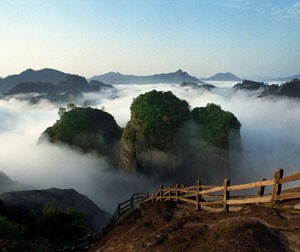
[[90, 201, 300, 252]]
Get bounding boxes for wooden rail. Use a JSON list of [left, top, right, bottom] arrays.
[[53, 169, 300, 251], [139, 169, 300, 211], [52, 192, 149, 251]]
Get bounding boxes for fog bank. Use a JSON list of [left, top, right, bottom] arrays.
[[0, 83, 300, 212]]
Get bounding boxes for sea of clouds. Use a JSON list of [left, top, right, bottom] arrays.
[[0, 82, 299, 213]]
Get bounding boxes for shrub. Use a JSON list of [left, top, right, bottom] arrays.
[[35, 205, 87, 242]]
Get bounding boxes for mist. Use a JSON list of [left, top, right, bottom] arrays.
[[0, 82, 300, 213]]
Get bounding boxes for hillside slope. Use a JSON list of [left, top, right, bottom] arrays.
[[0, 188, 111, 232], [91, 201, 300, 252]]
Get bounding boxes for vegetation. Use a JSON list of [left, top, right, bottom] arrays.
[[35, 205, 87, 242], [43, 105, 122, 157], [0, 204, 87, 251], [191, 103, 241, 149], [0, 216, 24, 240], [127, 90, 190, 150], [120, 90, 241, 174], [0, 216, 50, 252]]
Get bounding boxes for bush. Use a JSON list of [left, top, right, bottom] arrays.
[[35, 205, 87, 242], [0, 216, 24, 240], [0, 216, 50, 252]]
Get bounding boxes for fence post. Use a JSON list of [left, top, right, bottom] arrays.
[[182, 184, 185, 197], [168, 186, 171, 201], [130, 195, 133, 209], [88, 232, 92, 248], [256, 178, 266, 205], [196, 180, 201, 210], [117, 203, 121, 217], [160, 185, 163, 202], [175, 184, 179, 202], [73, 235, 77, 249], [152, 193, 154, 203], [272, 169, 284, 203], [110, 218, 114, 230], [223, 179, 230, 211]]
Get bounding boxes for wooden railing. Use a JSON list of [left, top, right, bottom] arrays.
[[53, 169, 300, 251], [52, 192, 149, 251], [141, 169, 300, 211]]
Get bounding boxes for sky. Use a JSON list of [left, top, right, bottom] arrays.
[[0, 0, 300, 80]]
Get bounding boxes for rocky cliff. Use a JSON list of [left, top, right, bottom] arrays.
[[119, 91, 241, 182]]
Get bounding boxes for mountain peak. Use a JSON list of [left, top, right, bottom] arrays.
[[201, 72, 241, 81], [22, 68, 35, 74]]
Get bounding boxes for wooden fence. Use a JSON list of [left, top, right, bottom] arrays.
[[53, 169, 300, 251], [53, 193, 149, 251], [141, 169, 300, 211]]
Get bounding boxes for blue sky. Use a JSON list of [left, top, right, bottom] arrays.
[[0, 0, 300, 79]]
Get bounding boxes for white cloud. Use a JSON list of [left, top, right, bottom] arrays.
[[212, 0, 300, 22], [1, 84, 300, 212], [274, 2, 300, 21]]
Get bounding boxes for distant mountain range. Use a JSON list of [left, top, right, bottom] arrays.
[[0, 68, 114, 95], [268, 74, 300, 82], [1, 68, 299, 93], [0, 68, 68, 93], [200, 72, 242, 81], [89, 69, 201, 84]]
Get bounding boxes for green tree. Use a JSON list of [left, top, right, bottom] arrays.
[[35, 205, 87, 242], [191, 103, 241, 149], [58, 107, 66, 117]]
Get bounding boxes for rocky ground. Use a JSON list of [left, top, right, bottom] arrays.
[[90, 200, 300, 252]]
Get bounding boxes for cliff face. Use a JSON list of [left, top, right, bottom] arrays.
[[120, 91, 241, 182], [120, 90, 190, 175]]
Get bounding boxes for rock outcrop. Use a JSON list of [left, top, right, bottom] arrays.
[[180, 81, 215, 91], [120, 90, 241, 182], [233, 80, 265, 91], [233, 79, 300, 99]]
